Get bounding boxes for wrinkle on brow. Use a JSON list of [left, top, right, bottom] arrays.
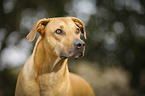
[[60, 25, 64, 29]]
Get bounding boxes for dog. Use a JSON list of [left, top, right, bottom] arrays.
[[15, 17, 95, 96]]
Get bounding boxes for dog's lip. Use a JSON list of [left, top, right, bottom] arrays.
[[72, 52, 83, 59], [60, 53, 83, 59], [60, 49, 84, 59], [60, 56, 68, 59]]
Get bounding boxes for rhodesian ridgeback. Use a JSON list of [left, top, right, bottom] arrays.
[[15, 17, 95, 96]]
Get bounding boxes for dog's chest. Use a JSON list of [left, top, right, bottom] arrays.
[[37, 73, 60, 90], [37, 73, 71, 96]]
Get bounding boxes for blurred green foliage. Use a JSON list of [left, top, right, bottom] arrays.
[[0, 0, 145, 96]]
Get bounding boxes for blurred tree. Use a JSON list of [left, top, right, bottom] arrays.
[[86, 0, 145, 95]]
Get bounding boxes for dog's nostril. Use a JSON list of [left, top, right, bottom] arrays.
[[75, 43, 85, 48], [83, 44, 85, 46], [74, 39, 85, 48], [77, 44, 82, 47]]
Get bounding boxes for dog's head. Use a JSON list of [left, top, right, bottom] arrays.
[[27, 17, 86, 59]]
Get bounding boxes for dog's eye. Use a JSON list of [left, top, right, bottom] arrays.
[[55, 29, 63, 35], [76, 28, 80, 34]]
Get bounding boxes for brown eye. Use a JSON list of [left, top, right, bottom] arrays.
[[76, 28, 80, 34], [55, 29, 63, 35]]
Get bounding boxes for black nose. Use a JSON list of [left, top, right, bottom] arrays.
[[74, 39, 85, 49]]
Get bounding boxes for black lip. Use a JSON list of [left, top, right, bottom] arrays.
[[60, 56, 68, 59]]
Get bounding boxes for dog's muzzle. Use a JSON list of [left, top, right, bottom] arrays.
[[60, 39, 85, 59], [73, 39, 85, 58]]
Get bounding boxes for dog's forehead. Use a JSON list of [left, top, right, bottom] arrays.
[[49, 18, 76, 28]]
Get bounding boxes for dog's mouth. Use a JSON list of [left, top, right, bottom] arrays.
[[59, 44, 85, 59], [72, 52, 83, 59], [60, 51, 84, 59], [60, 56, 68, 59]]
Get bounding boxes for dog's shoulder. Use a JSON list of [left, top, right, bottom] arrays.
[[69, 73, 95, 96]]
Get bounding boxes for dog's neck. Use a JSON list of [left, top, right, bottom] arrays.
[[31, 37, 71, 95], [32, 36, 68, 75]]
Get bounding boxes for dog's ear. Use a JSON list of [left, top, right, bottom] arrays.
[[26, 18, 50, 42], [71, 17, 87, 39]]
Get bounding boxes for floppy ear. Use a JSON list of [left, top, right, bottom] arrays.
[[26, 18, 50, 42], [71, 17, 87, 39]]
